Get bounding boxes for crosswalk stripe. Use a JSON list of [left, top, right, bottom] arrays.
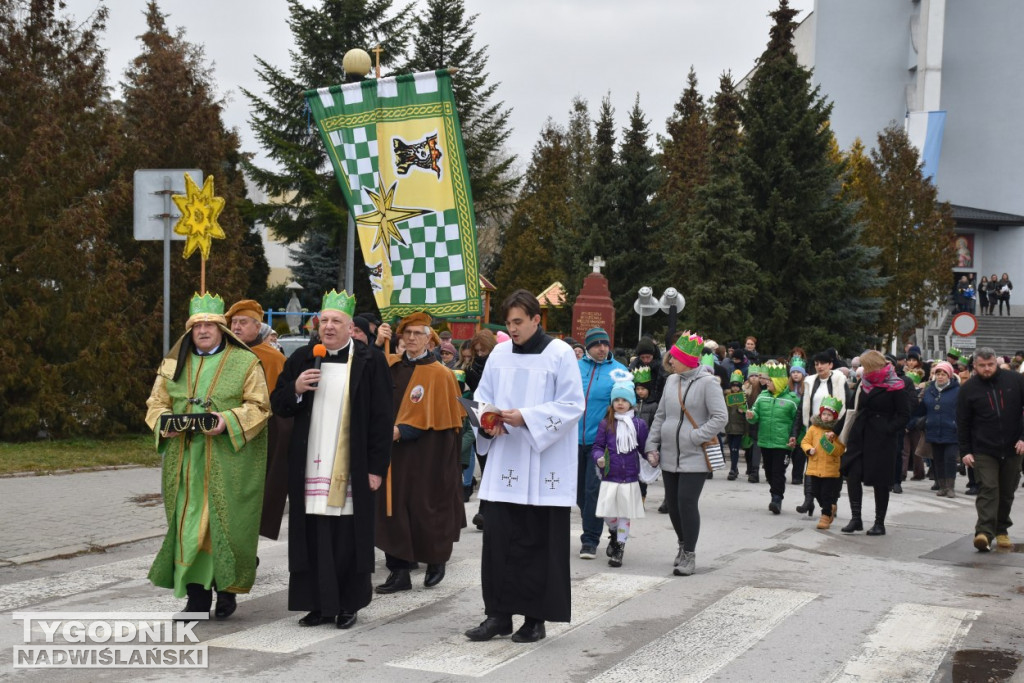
[[0, 538, 286, 613], [824, 603, 979, 682], [206, 559, 480, 654], [388, 572, 667, 678], [592, 586, 818, 683]]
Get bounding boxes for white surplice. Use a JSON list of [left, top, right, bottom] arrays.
[[475, 338, 585, 506], [305, 361, 353, 516]]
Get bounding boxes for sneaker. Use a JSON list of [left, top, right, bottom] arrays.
[[995, 534, 1013, 548], [674, 550, 695, 576], [974, 533, 991, 552], [579, 544, 597, 560], [727, 470, 738, 481]]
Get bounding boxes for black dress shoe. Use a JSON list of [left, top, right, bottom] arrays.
[[375, 569, 412, 594], [214, 591, 237, 620], [866, 523, 886, 536], [465, 616, 513, 641], [424, 562, 446, 588], [511, 619, 546, 643], [658, 502, 668, 514], [336, 612, 358, 629], [175, 583, 212, 620], [891, 483, 903, 494], [472, 512, 485, 530], [298, 611, 330, 627]]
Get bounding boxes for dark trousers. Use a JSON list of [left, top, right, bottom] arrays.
[[844, 456, 890, 524], [662, 471, 707, 552], [761, 448, 790, 499], [972, 452, 1024, 539], [790, 446, 806, 483], [746, 443, 762, 475], [728, 434, 743, 472], [811, 476, 842, 512], [576, 445, 604, 547], [931, 442, 959, 480]]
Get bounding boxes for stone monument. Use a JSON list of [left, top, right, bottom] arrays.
[[572, 257, 616, 347]]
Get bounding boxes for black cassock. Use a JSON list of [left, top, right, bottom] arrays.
[[270, 340, 393, 616]]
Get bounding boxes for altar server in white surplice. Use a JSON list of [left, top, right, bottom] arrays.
[[464, 289, 585, 645]]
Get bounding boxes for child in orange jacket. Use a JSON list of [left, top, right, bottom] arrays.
[[801, 396, 846, 529]]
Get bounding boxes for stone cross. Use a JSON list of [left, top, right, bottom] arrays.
[[589, 256, 606, 274]]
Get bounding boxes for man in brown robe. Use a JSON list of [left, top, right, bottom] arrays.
[[375, 311, 466, 592], [226, 299, 290, 540]]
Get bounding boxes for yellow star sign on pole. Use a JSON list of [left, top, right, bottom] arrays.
[[356, 178, 429, 256], [172, 173, 226, 261], [172, 173, 225, 294]]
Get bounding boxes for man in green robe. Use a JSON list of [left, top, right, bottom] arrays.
[[145, 292, 270, 620]]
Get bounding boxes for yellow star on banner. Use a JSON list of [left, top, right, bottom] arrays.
[[356, 179, 430, 257], [172, 173, 226, 260]]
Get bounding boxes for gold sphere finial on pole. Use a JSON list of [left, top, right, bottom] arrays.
[[342, 48, 372, 79]]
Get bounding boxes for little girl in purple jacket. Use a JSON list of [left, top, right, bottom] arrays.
[[592, 373, 652, 567]]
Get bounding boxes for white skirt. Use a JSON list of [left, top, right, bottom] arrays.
[[596, 481, 646, 519]]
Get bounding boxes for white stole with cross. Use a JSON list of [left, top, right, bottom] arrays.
[[305, 362, 353, 516]]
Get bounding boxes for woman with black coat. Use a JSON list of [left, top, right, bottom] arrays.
[[839, 350, 911, 535]]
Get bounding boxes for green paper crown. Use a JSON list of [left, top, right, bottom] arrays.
[[947, 347, 961, 361], [673, 331, 705, 359], [189, 292, 224, 318], [700, 352, 715, 367], [765, 361, 788, 379], [905, 369, 924, 386], [633, 366, 652, 384], [730, 369, 744, 384], [321, 289, 356, 316], [820, 396, 843, 414], [790, 356, 806, 369], [747, 363, 763, 377]]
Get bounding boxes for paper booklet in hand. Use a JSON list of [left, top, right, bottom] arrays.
[[458, 397, 503, 430]]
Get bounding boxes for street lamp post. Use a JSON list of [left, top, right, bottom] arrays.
[[633, 286, 684, 346]]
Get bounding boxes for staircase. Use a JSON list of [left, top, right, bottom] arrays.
[[957, 307, 1024, 357]]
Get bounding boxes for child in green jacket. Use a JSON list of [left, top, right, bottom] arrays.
[[746, 361, 800, 514]]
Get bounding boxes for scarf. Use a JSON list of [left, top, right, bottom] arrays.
[[861, 365, 905, 393], [614, 410, 638, 454]]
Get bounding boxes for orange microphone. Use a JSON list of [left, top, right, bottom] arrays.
[[311, 344, 327, 387]]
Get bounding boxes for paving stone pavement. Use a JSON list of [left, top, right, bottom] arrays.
[[0, 467, 165, 565]]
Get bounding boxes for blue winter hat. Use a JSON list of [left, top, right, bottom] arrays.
[[585, 327, 610, 349], [610, 380, 636, 406]]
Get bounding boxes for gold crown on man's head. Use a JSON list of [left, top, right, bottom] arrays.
[[321, 289, 356, 316]]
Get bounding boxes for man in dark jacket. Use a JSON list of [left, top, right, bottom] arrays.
[[271, 290, 393, 629], [957, 347, 1024, 552]]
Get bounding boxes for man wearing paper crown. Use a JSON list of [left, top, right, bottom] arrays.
[[270, 289, 393, 629], [374, 311, 466, 595], [746, 361, 800, 514], [145, 293, 270, 621]]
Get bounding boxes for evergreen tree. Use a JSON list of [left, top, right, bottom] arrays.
[[659, 67, 710, 233], [550, 96, 595, 300], [244, 0, 410, 310], [611, 95, 660, 347], [738, 0, 882, 354], [116, 1, 260, 339], [0, 0, 147, 438], [577, 95, 619, 278], [494, 121, 571, 320], [845, 127, 955, 345], [401, 0, 517, 222], [288, 228, 343, 308], [674, 73, 758, 341]]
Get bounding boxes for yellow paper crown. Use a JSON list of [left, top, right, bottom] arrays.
[[321, 289, 356, 316]]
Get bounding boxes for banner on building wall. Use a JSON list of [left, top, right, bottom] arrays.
[[305, 69, 481, 318], [906, 110, 947, 182]]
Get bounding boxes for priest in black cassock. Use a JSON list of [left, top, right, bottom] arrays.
[[465, 289, 585, 643], [270, 290, 393, 630]]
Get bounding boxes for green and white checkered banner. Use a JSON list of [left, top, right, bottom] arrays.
[[305, 69, 481, 318]]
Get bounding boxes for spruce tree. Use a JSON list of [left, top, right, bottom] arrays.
[[659, 67, 711, 233], [116, 1, 261, 339], [738, 0, 882, 354], [401, 0, 517, 222], [577, 95, 620, 281], [288, 228, 344, 308], [550, 96, 595, 301], [494, 121, 571, 319], [611, 95, 660, 347], [0, 0, 147, 438], [845, 127, 955, 345], [244, 0, 410, 309], [674, 73, 758, 341]]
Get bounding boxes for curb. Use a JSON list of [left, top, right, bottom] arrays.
[[0, 464, 151, 479], [1, 528, 166, 566]]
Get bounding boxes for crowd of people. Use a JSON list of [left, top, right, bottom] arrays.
[[144, 289, 1024, 641], [956, 272, 1014, 315]]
